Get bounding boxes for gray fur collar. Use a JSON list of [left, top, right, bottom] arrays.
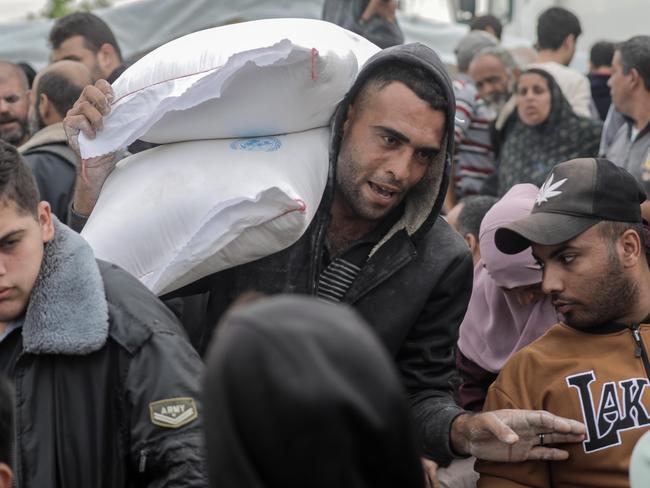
[[22, 218, 109, 355]]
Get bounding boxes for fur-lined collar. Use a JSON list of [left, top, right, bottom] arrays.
[[22, 218, 109, 355]]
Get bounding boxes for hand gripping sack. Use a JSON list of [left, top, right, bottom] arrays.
[[78, 18, 379, 158], [81, 128, 330, 296]]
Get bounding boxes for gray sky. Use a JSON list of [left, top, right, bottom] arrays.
[[0, 0, 140, 22]]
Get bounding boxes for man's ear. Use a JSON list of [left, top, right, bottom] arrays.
[[37, 201, 55, 244], [464, 233, 478, 252], [620, 228, 642, 267], [0, 463, 12, 488], [96, 42, 120, 77], [342, 102, 356, 137], [39, 93, 62, 124]]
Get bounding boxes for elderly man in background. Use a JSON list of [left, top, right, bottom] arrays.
[[0, 62, 29, 147], [447, 31, 498, 211]]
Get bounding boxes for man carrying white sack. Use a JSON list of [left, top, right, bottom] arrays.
[[64, 43, 585, 482]]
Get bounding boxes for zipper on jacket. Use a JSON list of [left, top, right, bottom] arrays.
[[138, 449, 148, 474], [631, 323, 650, 377]]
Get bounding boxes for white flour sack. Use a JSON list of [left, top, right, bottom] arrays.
[[81, 128, 330, 296], [78, 18, 379, 159]]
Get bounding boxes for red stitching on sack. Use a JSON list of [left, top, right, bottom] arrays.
[[111, 64, 226, 105], [311, 48, 318, 81]]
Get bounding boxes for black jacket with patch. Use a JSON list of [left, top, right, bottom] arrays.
[[6, 221, 206, 487], [177, 43, 473, 464]]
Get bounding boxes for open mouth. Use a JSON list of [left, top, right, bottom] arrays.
[[368, 181, 398, 200]]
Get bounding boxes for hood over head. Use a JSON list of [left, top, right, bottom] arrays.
[[203, 295, 424, 488], [329, 43, 456, 251]]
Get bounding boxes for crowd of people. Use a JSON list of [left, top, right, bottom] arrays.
[[0, 0, 649, 487]]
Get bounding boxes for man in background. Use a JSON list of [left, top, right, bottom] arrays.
[[447, 31, 498, 210], [49, 12, 124, 83], [0, 62, 29, 147], [588, 41, 615, 120], [605, 36, 650, 198], [531, 6, 593, 118], [20, 60, 92, 221]]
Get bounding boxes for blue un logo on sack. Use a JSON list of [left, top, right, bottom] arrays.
[[230, 137, 282, 152]]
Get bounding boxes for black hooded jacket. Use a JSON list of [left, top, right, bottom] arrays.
[[203, 295, 425, 488], [184, 43, 473, 464]]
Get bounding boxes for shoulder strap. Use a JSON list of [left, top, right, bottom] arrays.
[[23, 143, 78, 169]]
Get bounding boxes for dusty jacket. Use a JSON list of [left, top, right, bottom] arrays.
[[10, 221, 207, 488], [19, 122, 77, 222], [477, 322, 650, 488], [181, 43, 473, 464]]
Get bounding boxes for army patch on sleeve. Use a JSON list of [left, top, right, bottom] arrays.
[[149, 397, 198, 429]]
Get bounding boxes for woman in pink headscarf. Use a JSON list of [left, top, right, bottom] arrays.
[[456, 183, 558, 411]]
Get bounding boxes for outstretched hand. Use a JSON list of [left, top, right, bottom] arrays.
[[360, 0, 397, 23], [451, 410, 586, 462]]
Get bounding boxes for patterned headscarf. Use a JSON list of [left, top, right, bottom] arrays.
[[496, 68, 602, 196]]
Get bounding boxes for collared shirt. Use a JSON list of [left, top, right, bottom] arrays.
[[317, 204, 403, 302], [605, 118, 650, 194]]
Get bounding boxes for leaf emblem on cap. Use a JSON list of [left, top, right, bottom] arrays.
[[536, 173, 567, 206]]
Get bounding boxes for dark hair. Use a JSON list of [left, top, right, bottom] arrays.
[[0, 141, 40, 217], [356, 61, 449, 113], [590, 41, 615, 69], [16, 62, 36, 89], [0, 375, 13, 467], [618, 36, 650, 92], [537, 7, 582, 51], [470, 14, 503, 40], [49, 12, 122, 61], [457, 195, 498, 238], [598, 220, 646, 257], [36, 71, 85, 119]]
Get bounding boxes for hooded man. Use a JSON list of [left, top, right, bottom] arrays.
[[64, 42, 585, 480]]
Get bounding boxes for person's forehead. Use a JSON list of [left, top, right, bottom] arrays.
[[51, 35, 94, 60], [519, 72, 547, 86], [0, 199, 34, 230], [0, 74, 24, 96], [532, 225, 603, 258], [471, 54, 506, 75]]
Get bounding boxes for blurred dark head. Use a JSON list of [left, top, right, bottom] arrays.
[[537, 7, 582, 50], [203, 295, 424, 488], [470, 14, 503, 41], [590, 41, 615, 70]]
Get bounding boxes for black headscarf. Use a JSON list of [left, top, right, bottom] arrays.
[[202, 295, 424, 488], [496, 68, 603, 196]]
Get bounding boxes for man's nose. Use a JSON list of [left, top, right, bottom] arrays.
[[541, 268, 562, 295], [385, 148, 413, 181]]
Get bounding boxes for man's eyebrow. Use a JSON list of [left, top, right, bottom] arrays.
[[373, 125, 442, 152], [62, 55, 82, 62], [373, 125, 410, 144], [0, 229, 24, 242]]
